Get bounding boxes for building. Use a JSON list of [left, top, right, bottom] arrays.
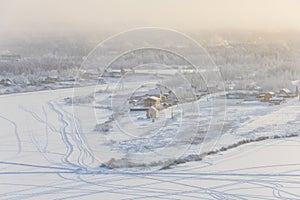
[[269, 97, 285, 105], [278, 88, 293, 98], [0, 78, 13, 86], [146, 106, 158, 119], [102, 69, 122, 78], [143, 96, 161, 107], [261, 92, 275, 102], [81, 69, 101, 80]]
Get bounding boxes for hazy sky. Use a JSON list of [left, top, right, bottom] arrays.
[[1, 0, 300, 35]]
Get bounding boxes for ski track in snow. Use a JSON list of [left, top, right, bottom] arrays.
[[0, 88, 300, 199], [0, 115, 22, 154]]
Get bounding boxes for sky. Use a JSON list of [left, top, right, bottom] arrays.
[[1, 0, 300, 35]]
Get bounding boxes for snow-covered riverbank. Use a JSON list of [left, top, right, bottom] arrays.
[[0, 86, 300, 199]]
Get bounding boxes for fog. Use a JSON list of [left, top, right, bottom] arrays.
[[1, 0, 300, 36]]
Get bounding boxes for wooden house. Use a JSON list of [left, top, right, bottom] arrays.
[[261, 92, 275, 102], [278, 88, 293, 98], [269, 97, 285, 105], [143, 96, 160, 107]]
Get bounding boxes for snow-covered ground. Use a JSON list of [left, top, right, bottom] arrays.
[[0, 85, 300, 199]]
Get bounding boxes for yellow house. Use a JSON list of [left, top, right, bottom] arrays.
[[261, 92, 275, 102], [144, 96, 160, 107]]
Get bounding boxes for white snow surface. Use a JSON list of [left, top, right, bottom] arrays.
[[0, 85, 300, 199]]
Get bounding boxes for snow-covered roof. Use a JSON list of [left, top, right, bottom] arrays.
[[111, 70, 121, 73], [280, 88, 292, 94], [267, 92, 275, 95], [145, 96, 160, 101]]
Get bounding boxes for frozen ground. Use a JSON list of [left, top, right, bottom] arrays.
[[0, 85, 300, 199]]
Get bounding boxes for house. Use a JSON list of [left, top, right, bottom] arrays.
[[0, 78, 13, 86], [146, 106, 158, 119], [257, 94, 266, 99], [143, 96, 160, 107], [269, 97, 285, 105], [261, 92, 275, 102], [102, 68, 133, 78], [278, 88, 293, 98], [102, 69, 122, 78], [81, 69, 100, 79]]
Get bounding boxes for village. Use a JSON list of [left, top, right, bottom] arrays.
[[95, 65, 300, 124], [226, 86, 299, 105], [126, 82, 300, 122], [128, 86, 178, 121]]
